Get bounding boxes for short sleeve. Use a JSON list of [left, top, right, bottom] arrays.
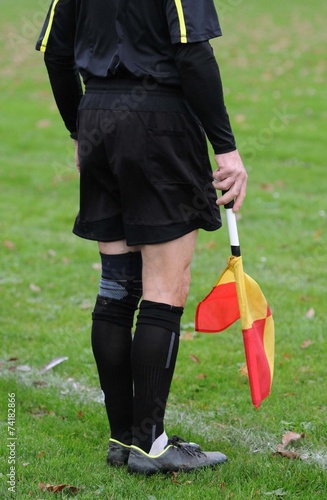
[[36, 0, 76, 56], [165, 0, 222, 44]]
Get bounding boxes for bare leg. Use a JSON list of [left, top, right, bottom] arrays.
[[140, 230, 198, 307], [98, 240, 141, 255], [132, 230, 198, 452]]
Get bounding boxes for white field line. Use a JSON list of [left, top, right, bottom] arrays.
[[1, 368, 327, 469]]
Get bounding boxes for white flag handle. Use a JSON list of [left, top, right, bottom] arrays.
[[222, 191, 241, 257]]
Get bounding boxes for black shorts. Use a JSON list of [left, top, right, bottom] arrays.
[[73, 79, 221, 245]]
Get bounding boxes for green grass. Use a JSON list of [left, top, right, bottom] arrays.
[[1, 0, 327, 498]]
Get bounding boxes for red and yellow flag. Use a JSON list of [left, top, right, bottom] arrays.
[[195, 255, 274, 408]]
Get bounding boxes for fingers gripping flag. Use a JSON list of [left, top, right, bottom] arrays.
[[195, 255, 274, 408]]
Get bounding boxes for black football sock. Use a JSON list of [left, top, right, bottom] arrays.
[[91, 251, 142, 445], [131, 299, 183, 453]]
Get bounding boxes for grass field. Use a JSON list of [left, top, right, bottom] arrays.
[[1, 1, 327, 498]]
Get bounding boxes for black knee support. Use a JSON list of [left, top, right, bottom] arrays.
[[92, 252, 142, 329]]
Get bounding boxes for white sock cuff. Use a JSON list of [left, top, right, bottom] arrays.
[[148, 431, 168, 456]]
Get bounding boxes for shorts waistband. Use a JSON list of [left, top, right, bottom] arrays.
[[82, 78, 191, 114], [85, 77, 183, 97]]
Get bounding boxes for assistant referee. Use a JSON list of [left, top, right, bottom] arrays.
[[36, 0, 247, 475]]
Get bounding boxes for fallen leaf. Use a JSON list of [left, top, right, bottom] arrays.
[[301, 339, 312, 349], [313, 229, 322, 240], [305, 307, 315, 319], [37, 451, 45, 458], [30, 283, 41, 292], [274, 431, 305, 460], [13, 364, 32, 372], [281, 431, 305, 447], [275, 447, 301, 460], [36, 119, 51, 128], [282, 392, 296, 397], [77, 410, 84, 418], [39, 482, 78, 494], [80, 302, 91, 310], [33, 380, 48, 387], [40, 356, 68, 373], [205, 241, 216, 249], [195, 373, 207, 379], [181, 331, 194, 341], [189, 354, 200, 364], [52, 173, 77, 186], [171, 471, 180, 484], [3, 240, 15, 250], [260, 183, 274, 191], [234, 114, 246, 123], [32, 409, 49, 418], [239, 363, 248, 377]]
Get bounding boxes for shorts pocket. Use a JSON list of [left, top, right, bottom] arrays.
[[146, 127, 194, 185]]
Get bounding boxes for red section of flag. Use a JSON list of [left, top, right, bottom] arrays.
[[242, 314, 272, 408], [195, 282, 240, 333]]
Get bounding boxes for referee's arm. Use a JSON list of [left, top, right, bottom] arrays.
[[174, 41, 236, 155], [174, 41, 247, 211], [44, 52, 83, 140]]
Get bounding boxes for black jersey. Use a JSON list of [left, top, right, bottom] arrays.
[[36, 0, 221, 85]]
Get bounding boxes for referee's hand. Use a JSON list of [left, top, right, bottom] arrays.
[[212, 149, 248, 212]]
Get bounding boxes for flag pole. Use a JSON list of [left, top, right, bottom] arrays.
[[222, 192, 241, 257]]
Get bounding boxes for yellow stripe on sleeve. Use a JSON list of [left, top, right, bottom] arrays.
[[173, 0, 187, 43], [39, 0, 61, 52]]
